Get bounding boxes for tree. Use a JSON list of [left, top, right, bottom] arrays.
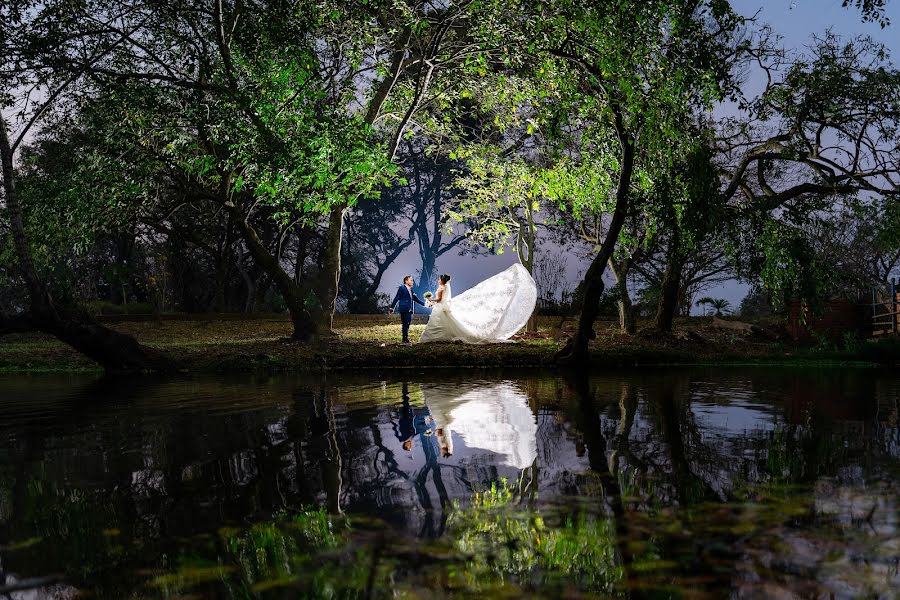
[[695, 296, 731, 316], [842, 0, 891, 27], [10, 0, 514, 342], [634, 140, 731, 332], [533, 250, 571, 314], [634, 239, 732, 319], [339, 192, 420, 313], [0, 3, 173, 371], [718, 33, 900, 306], [531, 0, 745, 362], [738, 287, 774, 317], [453, 157, 547, 331], [402, 148, 466, 298]]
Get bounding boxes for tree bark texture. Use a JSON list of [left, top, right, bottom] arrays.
[[609, 257, 636, 334], [315, 206, 345, 335], [518, 202, 538, 334]]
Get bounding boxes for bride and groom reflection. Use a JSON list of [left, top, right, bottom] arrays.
[[392, 381, 538, 471], [382, 379, 540, 537]]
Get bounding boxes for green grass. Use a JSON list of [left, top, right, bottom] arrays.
[[0, 314, 895, 373]]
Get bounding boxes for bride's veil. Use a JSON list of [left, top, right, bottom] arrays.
[[451, 263, 537, 340], [423, 382, 537, 470]]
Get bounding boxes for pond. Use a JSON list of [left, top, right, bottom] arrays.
[[0, 368, 897, 598]]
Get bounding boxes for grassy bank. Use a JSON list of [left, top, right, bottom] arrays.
[[0, 314, 896, 373]]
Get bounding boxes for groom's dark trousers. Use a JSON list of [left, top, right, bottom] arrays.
[[400, 312, 413, 344], [390, 284, 425, 343]]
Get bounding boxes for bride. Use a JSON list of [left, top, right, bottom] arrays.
[[419, 263, 537, 344]]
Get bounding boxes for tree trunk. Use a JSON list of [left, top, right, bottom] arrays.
[[521, 202, 538, 334], [316, 205, 345, 336], [228, 206, 317, 340], [557, 130, 634, 366], [212, 216, 234, 312], [1, 117, 173, 372], [609, 257, 636, 334], [293, 226, 309, 285], [236, 250, 256, 313], [654, 233, 685, 333], [0, 121, 45, 309], [417, 252, 437, 296]]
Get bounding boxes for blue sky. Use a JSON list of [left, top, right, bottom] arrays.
[[379, 0, 900, 311]]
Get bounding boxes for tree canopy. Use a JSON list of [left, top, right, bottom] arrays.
[[2, 0, 898, 369]]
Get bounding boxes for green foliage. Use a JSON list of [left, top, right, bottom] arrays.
[[758, 220, 825, 307], [447, 480, 623, 595], [842, 0, 891, 27], [738, 287, 774, 317]]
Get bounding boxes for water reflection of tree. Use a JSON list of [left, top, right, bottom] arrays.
[[649, 374, 722, 504], [307, 384, 343, 515], [2, 371, 897, 598], [563, 372, 642, 597]]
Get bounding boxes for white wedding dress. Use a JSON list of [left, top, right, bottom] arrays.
[[419, 263, 537, 344]]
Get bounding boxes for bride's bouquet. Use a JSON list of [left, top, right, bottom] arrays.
[[423, 291, 433, 308]]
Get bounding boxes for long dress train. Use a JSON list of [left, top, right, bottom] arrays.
[[419, 263, 537, 344]]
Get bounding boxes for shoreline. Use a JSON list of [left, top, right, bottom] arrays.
[[1, 315, 896, 374]]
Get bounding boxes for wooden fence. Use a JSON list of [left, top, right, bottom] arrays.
[[870, 279, 899, 336]]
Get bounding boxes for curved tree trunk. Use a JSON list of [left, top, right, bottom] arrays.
[[228, 206, 318, 340], [557, 127, 634, 366], [1, 118, 173, 372]]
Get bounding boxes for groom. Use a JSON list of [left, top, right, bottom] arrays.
[[389, 275, 426, 344]]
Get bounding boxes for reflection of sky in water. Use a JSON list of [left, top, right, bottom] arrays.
[[691, 404, 776, 434], [690, 382, 778, 435]]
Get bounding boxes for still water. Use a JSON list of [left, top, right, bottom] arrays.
[[0, 368, 897, 598]]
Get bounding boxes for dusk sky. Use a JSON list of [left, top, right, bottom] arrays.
[[377, 0, 900, 312]]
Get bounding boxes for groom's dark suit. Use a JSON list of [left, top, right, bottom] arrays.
[[390, 284, 426, 343]]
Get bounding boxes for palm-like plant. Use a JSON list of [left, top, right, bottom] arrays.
[[696, 297, 732, 317]]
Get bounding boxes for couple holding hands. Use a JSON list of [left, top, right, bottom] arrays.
[[388, 264, 538, 345]]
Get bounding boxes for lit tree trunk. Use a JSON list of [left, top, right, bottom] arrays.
[[557, 122, 634, 366], [315, 206, 344, 336], [609, 257, 636, 334], [0, 117, 173, 372], [315, 28, 414, 332], [518, 201, 538, 333]]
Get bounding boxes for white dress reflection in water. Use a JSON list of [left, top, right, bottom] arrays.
[[426, 383, 537, 470], [419, 263, 537, 344]]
